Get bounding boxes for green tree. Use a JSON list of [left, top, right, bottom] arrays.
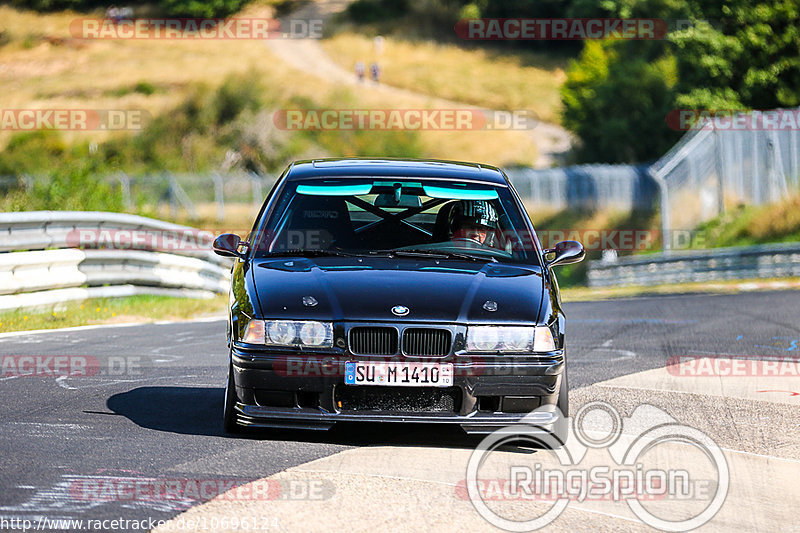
[[672, 0, 800, 109], [561, 0, 800, 162], [561, 40, 680, 162]]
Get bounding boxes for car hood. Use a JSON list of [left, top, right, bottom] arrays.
[[250, 256, 544, 323]]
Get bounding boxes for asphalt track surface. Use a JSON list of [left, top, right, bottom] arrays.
[[1, 290, 799, 531]]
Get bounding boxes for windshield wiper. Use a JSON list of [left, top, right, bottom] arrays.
[[387, 249, 498, 262], [265, 249, 498, 262], [264, 249, 366, 258]]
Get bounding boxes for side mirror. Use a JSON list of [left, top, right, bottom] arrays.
[[545, 240, 585, 267], [213, 233, 244, 258]]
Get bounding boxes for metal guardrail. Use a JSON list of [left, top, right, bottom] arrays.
[[0, 211, 232, 311], [0, 211, 229, 265], [587, 243, 800, 287]]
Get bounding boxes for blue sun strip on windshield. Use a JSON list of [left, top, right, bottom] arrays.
[[296, 184, 373, 196], [422, 185, 498, 200]]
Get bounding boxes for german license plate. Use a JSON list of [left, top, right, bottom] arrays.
[[344, 362, 453, 387]]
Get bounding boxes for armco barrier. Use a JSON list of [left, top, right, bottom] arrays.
[[587, 243, 800, 287], [0, 211, 227, 264], [0, 211, 232, 311]]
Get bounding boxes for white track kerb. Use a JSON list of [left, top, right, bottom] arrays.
[[465, 401, 730, 532]]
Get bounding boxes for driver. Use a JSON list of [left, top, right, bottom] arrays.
[[448, 200, 499, 246]]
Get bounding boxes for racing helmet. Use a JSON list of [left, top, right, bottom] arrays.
[[448, 200, 499, 235]]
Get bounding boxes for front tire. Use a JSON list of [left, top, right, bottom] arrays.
[[223, 362, 241, 434]]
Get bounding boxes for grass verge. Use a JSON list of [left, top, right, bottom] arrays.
[[562, 277, 800, 302], [691, 194, 800, 248], [3, 279, 797, 332], [0, 294, 227, 333]]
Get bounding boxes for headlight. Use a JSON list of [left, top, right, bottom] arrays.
[[241, 320, 333, 347], [267, 320, 296, 345], [469, 326, 500, 351], [298, 321, 333, 346], [466, 326, 555, 353]]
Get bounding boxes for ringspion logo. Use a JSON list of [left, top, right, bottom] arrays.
[[466, 401, 729, 530]]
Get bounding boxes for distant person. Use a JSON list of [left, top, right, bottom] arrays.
[[106, 5, 119, 23], [355, 61, 365, 83], [370, 62, 380, 84], [119, 6, 133, 20]]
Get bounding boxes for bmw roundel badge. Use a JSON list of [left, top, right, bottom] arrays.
[[391, 305, 410, 316]]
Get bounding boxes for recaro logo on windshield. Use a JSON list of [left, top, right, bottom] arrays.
[[303, 210, 339, 219]]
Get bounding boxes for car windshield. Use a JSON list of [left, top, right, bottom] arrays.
[[252, 177, 538, 263]]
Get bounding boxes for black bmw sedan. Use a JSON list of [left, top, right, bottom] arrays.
[[213, 158, 584, 438]]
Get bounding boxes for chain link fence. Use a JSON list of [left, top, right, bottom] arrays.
[[1, 172, 279, 224], [651, 109, 800, 250], [5, 166, 657, 223], [504, 164, 657, 211], [4, 109, 799, 249]]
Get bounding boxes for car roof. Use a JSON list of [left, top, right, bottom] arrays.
[[284, 158, 509, 186]]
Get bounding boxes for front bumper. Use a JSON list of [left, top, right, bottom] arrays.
[[230, 347, 565, 434]]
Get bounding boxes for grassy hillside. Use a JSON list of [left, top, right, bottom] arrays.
[[531, 208, 660, 287], [692, 195, 800, 249], [321, 32, 566, 125], [0, 4, 541, 167]]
